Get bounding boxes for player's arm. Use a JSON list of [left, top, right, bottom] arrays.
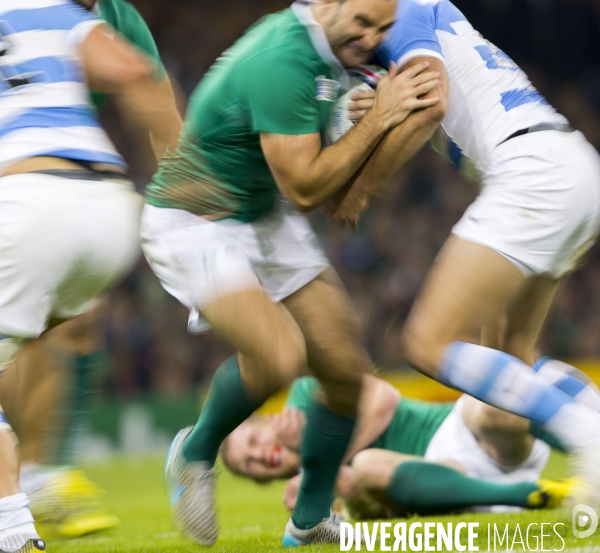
[[333, 56, 448, 227], [80, 25, 182, 161], [115, 75, 182, 162], [344, 375, 401, 462], [260, 62, 440, 212]]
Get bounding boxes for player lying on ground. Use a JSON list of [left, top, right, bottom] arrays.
[[0, 0, 181, 542], [327, 0, 600, 507], [221, 374, 584, 518], [0, 1, 181, 551], [141, 0, 444, 546]]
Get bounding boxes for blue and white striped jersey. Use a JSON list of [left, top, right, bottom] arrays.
[[0, 0, 125, 171], [380, 0, 568, 165]]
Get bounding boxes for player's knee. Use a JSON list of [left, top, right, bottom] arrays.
[[476, 403, 528, 435], [351, 450, 393, 491], [400, 326, 440, 377]]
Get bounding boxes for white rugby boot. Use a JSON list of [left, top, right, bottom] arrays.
[[283, 512, 361, 547], [164, 427, 218, 545]]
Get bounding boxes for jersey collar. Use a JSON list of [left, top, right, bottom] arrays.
[[291, 1, 349, 89]]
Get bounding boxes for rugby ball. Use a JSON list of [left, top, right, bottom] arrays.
[[325, 65, 387, 145]]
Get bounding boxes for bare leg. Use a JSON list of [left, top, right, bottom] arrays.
[[0, 400, 41, 551], [0, 305, 106, 465], [282, 268, 369, 415], [462, 397, 534, 467], [401, 236, 600, 453], [203, 288, 307, 401], [180, 286, 307, 468], [402, 236, 525, 374], [281, 268, 371, 529], [0, 403, 19, 499]]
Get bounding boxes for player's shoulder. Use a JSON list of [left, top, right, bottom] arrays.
[[398, 0, 444, 16], [396, 0, 466, 26], [238, 29, 321, 84], [250, 13, 314, 57]]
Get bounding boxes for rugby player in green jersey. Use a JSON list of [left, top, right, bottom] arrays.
[[221, 376, 575, 518], [142, 0, 441, 546], [0, 0, 181, 540]]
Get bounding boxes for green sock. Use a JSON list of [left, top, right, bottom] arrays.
[[530, 421, 568, 452], [387, 461, 539, 515], [292, 401, 355, 530], [52, 351, 106, 465], [182, 355, 262, 466]]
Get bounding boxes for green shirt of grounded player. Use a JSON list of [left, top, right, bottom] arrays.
[[145, 1, 348, 223], [91, 0, 167, 110], [286, 377, 455, 458]]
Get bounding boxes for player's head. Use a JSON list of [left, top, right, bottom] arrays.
[[318, 0, 397, 68], [220, 415, 301, 482]]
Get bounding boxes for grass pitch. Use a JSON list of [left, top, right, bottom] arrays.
[[52, 453, 600, 552]]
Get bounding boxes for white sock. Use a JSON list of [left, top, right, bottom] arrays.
[[533, 358, 600, 412], [440, 341, 600, 451], [545, 401, 600, 450], [0, 493, 39, 552]]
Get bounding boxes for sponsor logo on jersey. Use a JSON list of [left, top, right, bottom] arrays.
[[315, 75, 339, 102]]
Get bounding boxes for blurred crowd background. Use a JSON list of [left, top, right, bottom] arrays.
[[101, 0, 600, 398]]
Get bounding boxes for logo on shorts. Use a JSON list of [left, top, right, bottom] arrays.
[[315, 76, 339, 102]]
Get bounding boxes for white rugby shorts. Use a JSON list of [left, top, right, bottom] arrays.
[[140, 199, 329, 333], [453, 130, 600, 278], [0, 172, 142, 337], [425, 396, 550, 511]]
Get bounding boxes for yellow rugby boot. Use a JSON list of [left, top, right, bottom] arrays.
[[0, 539, 46, 553], [28, 469, 119, 539], [528, 477, 579, 509]]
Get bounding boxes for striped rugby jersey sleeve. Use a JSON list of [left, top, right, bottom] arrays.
[[381, 0, 445, 69]]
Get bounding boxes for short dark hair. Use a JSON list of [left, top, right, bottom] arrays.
[[73, 0, 94, 11]]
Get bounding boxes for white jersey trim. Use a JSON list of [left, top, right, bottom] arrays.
[[397, 48, 445, 69]]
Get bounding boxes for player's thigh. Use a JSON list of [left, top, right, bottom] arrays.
[[461, 396, 534, 467], [282, 268, 371, 412], [202, 289, 307, 398], [141, 205, 307, 395], [402, 235, 526, 376]]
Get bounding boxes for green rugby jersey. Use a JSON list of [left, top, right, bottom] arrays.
[[92, 0, 166, 110], [146, 1, 348, 223], [286, 377, 454, 457]]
